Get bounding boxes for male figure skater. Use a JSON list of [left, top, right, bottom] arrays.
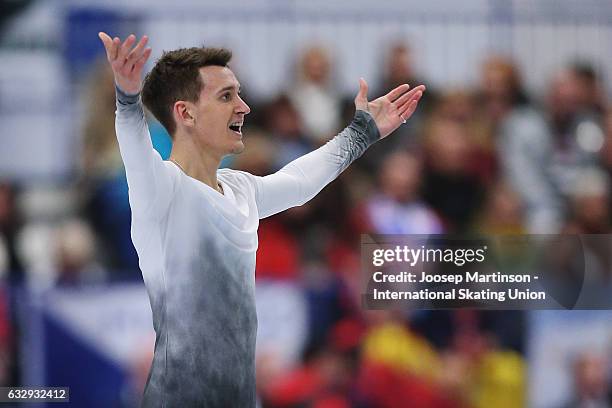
[[98, 32, 424, 407]]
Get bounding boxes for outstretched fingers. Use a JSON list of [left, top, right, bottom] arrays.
[[385, 83, 410, 102], [112, 37, 121, 59], [126, 35, 149, 66], [399, 100, 419, 121], [105, 34, 150, 76], [117, 34, 136, 62], [398, 89, 424, 120], [393, 85, 426, 110], [98, 32, 119, 61], [97, 32, 150, 94], [132, 47, 152, 74]]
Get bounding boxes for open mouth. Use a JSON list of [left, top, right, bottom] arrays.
[[229, 122, 243, 135]]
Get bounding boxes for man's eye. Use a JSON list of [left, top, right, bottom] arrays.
[[221, 93, 231, 101]]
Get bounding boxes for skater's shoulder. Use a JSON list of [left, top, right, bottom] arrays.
[[217, 168, 258, 190]]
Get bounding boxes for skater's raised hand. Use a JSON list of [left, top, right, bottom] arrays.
[[354, 78, 425, 139], [98, 32, 152, 95]]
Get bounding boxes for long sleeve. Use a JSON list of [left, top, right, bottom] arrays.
[[252, 110, 380, 219], [115, 87, 174, 220]]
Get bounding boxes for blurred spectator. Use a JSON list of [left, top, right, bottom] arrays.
[[478, 56, 560, 232], [560, 351, 612, 408], [569, 61, 608, 115], [54, 218, 105, 286], [600, 109, 612, 213], [422, 117, 485, 232], [565, 168, 611, 234], [232, 128, 278, 176], [560, 167, 612, 283], [474, 56, 562, 233], [474, 182, 526, 234], [376, 43, 437, 117], [546, 65, 605, 196], [15, 222, 56, 287], [357, 42, 434, 173], [474, 56, 606, 233], [474, 56, 531, 182], [433, 89, 497, 184], [0, 182, 24, 282], [477, 56, 530, 126], [428, 89, 498, 185], [262, 94, 313, 169], [289, 46, 342, 142], [498, 102, 561, 232], [363, 150, 443, 234]]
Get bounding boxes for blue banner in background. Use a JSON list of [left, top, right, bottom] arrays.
[[19, 284, 154, 408]]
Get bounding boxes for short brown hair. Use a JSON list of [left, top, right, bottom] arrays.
[[142, 47, 232, 136]]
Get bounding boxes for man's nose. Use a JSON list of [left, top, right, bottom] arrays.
[[237, 96, 251, 115]]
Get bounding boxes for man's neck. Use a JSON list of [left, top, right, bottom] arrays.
[[169, 135, 223, 193]]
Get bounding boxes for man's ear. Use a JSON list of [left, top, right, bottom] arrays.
[[173, 101, 196, 128]]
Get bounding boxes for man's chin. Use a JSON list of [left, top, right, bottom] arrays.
[[230, 141, 245, 155]]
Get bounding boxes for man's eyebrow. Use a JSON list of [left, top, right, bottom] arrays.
[[216, 84, 241, 95]]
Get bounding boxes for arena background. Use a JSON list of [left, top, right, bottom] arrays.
[[0, 0, 611, 407]]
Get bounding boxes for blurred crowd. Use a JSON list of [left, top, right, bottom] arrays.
[[1, 41, 612, 407]]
